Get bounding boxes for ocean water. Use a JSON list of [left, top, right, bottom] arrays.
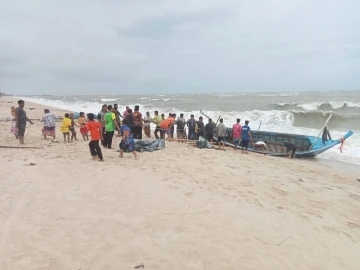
[[18, 91, 360, 165]]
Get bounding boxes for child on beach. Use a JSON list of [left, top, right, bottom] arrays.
[[69, 113, 79, 142], [60, 113, 71, 143], [78, 112, 89, 141], [86, 113, 104, 161], [10, 106, 18, 139], [118, 119, 138, 160]]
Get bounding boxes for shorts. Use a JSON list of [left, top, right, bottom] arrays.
[[217, 136, 225, 143], [17, 123, 26, 136], [240, 140, 249, 149], [162, 129, 170, 135], [206, 134, 213, 141], [80, 126, 87, 135], [286, 147, 297, 158], [233, 139, 241, 145], [63, 132, 70, 135]]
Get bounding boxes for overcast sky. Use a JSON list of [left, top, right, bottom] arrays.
[[1, 0, 359, 95]]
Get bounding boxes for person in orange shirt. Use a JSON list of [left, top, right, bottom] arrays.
[[159, 114, 175, 140], [86, 113, 104, 161]]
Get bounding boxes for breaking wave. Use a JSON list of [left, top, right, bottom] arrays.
[[272, 101, 360, 113]]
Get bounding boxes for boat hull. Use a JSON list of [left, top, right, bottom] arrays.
[[216, 129, 353, 158]]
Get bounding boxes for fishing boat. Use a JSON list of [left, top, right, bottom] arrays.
[[200, 110, 353, 158], [221, 129, 353, 158]]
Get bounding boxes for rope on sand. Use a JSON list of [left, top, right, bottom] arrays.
[[0, 145, 41, 149], [24, 124, 32, 139]]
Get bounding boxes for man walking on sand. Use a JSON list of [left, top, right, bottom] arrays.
[[103, 105, 120, 149], [152, 111, 163, 139], [15, 100, 33, 144]]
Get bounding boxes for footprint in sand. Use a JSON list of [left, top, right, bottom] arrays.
[[349, 194, 360, 202], [299, 215, 310, 222], [272, 187, 287, 197], [306, 212, 323, 219], [323, 226, 340, 234], [347, 222, 360, 230], [342, 232, 357, 243]]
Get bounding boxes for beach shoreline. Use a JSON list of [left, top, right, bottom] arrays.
[[1, 96, 360, 270]]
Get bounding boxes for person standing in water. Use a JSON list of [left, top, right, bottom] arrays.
[[15, 100, 33, 144]]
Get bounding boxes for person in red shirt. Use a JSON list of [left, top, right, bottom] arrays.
[[86, 113, 104, 161], [232, 118, 242, 150]]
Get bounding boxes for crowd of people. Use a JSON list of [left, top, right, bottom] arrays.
[[9, 100, 299, 160]]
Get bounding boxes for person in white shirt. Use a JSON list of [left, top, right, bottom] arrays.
[[143, 111, 151, 138], [254, 141, 267, 152]]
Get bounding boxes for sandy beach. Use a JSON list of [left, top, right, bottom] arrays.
[[0, 96, 359, 270]]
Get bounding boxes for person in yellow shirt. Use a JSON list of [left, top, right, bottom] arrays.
[[60, 113, 72, 143]]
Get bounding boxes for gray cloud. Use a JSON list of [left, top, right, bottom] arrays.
[[0, 0, 359, 95]]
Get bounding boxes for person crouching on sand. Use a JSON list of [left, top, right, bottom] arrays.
[[60, 113, 71, 143], [69, 113, 79, 142], [283, 141, 297, 158], [78, 112, 88, 141], [86, 113, 104, 161], [118, 119, 138, 160], [254, 141, 267, 153]]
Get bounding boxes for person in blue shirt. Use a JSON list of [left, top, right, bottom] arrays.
[[240, 120, 252, 153]]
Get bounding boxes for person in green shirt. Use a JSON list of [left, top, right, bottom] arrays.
[[152, 110, 163, 139], [103, 105, 120, 149]]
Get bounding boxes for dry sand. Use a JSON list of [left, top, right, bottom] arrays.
[[0, 96, 360, 270]]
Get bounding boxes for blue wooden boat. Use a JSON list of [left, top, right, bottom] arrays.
[[220, 129, 353, 158]]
